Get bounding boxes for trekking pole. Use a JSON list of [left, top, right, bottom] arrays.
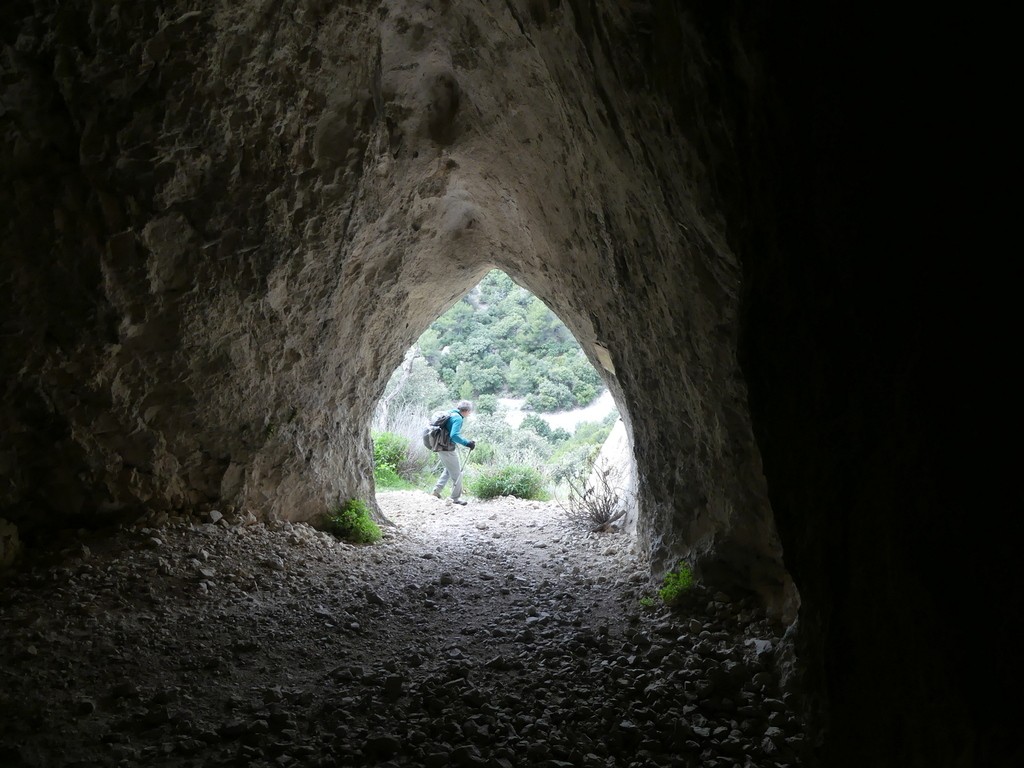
[[459, 444, 473, 475]]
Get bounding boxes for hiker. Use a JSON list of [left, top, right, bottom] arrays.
[[431, 400, 476, 505]]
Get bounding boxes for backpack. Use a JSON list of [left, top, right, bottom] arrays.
[[422, 412, 453, 452]]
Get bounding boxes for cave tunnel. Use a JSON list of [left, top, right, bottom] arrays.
[[0, 1, 1015, 766]]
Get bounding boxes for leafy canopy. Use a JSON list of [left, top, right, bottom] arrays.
[[419, 270, 603, 411]]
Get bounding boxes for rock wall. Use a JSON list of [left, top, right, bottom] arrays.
[[3, 1, 1009, 765], [0, 0, 791, 617], [722, 6, 1019, 768]]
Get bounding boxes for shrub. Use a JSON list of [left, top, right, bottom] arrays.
[[323, 500, 382, 544], [469, 414, 553, 468], [558, 461, 631, 532], [572, 418, 615, 445], [573, 382, 598, 406], [373, 431, 409, 471], [550, 444, 601, 485], [658, 565, 694, 605], [469, 465, 547, 500], [372, 431, 426, 486], [475, 394, 498, 414], [520, 414, 552, 439], [525, 380, 575, 412], [550, 427, 571, 442], [374, 462, 410, 489], [467, 442, 496, 464]]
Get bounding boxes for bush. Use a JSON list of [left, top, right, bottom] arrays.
[[550, 427, 571, 443], [372, 432, 416, 488], [520, 416, 572, 446], [323, 500, 382, 544], [469, 413, 553, 468], [573, 382, 598, 406], [525, 380, 575, 412], [468, 465, 547, 500], [374, 462, 409, 489], [467, 442, 496, 464], [520, 414, 552, 439], [550, 444, 601, 485], [373, 431, 409, 471], [475, 394, 498, 414], [658, 565, 694, 605], [558, 461, 631, 532]]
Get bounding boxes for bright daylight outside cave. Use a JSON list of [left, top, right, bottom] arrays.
[[371, 270, 632, 525]]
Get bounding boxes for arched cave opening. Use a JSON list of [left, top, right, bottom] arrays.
[[369, 267, 630, 528], [0, 0, 796, 631], [2, 1, 1003, 765]]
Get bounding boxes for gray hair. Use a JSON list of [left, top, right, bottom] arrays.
[[457, 400, 473, 412]]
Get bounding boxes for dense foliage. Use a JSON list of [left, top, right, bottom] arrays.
[[419, 271, 603, 411], [370, 270, 621, 500], [371, 431, 416, 489]]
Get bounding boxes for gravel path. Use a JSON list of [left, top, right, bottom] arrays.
[[0, 491, 807, 767]]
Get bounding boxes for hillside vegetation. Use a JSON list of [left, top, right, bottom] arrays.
[[422, 270, 603, 411], [372, 270, 619, 498]]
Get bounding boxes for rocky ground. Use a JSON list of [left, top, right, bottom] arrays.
[[0, 492, 807, 767]]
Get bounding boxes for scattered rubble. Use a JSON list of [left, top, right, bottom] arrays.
[[0, 492, 807, 766]]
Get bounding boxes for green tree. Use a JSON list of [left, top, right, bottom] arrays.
[[418, 328, 442, 365], [507, 357, 539, 396], [440, 365, 457, 388], [573, 383, 598, 406], [432, 299, 474, 341], [520, 414, 552, 439], [491, 314, 523, 344], [550, 427, 571, 442], [520, 299, 566, 352], [479, 270, 514, 304], [526, 380, 575, 412], [409, 269, 608, 411], [475, 394, 498, 414]]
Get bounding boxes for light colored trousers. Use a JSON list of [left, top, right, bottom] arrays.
[[432, 450, 463, 500]]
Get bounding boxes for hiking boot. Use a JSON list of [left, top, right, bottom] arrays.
[[431, 489, 442, 499], [452, 498, 467, 506]]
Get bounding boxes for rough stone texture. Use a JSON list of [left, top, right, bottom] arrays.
[[724, 8, 1019, 768], [0, 493, 808, 767], [0, 518, 21, 568], [0, 2, 1015, 767], [0, 0, 790, 615]]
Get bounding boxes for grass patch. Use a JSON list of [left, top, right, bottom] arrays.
[[658, 565, 694, 605], [374, 462, 416, 490], [323, 499, 382, 544], [373, 431, 408, 470]]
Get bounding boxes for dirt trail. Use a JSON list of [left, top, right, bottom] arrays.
[[0, 492, 805, 767]]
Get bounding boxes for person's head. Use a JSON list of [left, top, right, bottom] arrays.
[[457, 399, 473, 415]]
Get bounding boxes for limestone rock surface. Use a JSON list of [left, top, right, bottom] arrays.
[[3, 2, 1006, 766], [0, 0, 791, 618]]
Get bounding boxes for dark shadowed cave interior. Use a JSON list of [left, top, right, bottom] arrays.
[[0, 1, 1016, 767]]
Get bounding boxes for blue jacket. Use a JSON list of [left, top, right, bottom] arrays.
[[447, 409, 472, 447]]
